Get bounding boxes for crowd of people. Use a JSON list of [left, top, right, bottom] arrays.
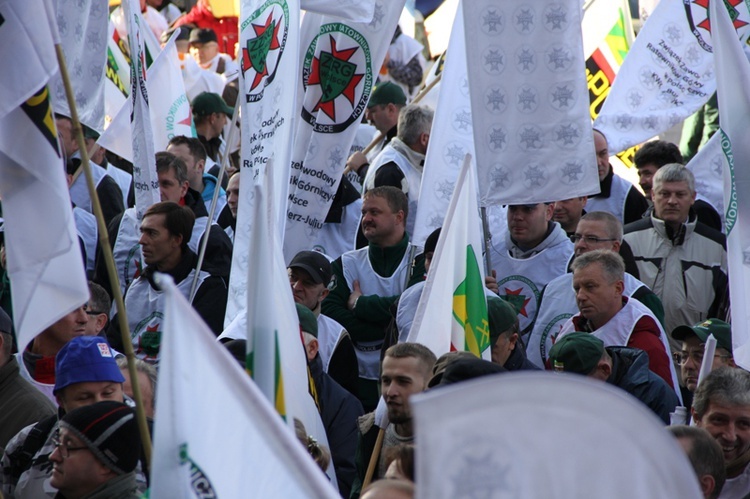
[[0, 1, 746, 498]]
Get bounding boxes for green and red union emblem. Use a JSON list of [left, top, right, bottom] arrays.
[[240, 0, 288, 103], [302, 23, 373, 133]]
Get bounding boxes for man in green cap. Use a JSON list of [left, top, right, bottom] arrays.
[[549, 332, 679, 423], [672, 319, 735, 406], [488, 297, 539, 371], [191, 92, 233, 165]]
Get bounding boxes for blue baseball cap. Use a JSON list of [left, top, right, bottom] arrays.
[[54, 337, 125, 394]]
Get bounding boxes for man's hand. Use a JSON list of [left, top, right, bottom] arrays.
[[347, 280, 363, 310], [345, 151, 368, 175], [485, 270, 499, 294]]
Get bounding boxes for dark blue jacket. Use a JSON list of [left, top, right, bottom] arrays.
[[608, 346, 679, 424]]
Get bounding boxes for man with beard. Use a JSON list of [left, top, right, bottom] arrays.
[[349, 343, 436, 499]]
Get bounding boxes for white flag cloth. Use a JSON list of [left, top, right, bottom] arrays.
[[224, 0, 301, 327], [711, 0, 750, 370], [594, 0, 750, 153], [685, 133, 725, 226], [0, 0, 88, 356], [412, 373, 703, 499], [245, 161, 336, 484], [282, 0, 407, 262], [412, 2, 473, 247], [104, 22, 131, 127], [123, 0, 160, 220], [407, 155, 491, 359], [49, 0, 108, 132], [98, 37, 194, 163], [301, 0, 375, 22], [150, 273, 338, 498], [464, 0, 599, 205]]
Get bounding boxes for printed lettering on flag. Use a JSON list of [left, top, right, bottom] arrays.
[[464, 0, 599, 205], [104, 22, 131, 126], [594, 0, 750, 153]]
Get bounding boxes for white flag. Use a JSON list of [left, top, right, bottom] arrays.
[[685, 133, 725, 226], [246, 161, 336, 485], [150, 273, 338, 498], [123, 0, 160, 220], [407, 155, 490, 359], [98, 37, 194, 163], [301, 0, 375, 22], [412, 373, 703, 498], [283, 0, 407, 262], [412, 1, 471, 247], [224, 0, 301, 326], [0, 0, 88, 356], [49, 0, 108, 132], [594, 0, 750, 153], [464, 0, 599, 205], [711, 0, 750, 370], [104, 22, 131, 127]]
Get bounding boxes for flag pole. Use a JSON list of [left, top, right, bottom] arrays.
[[343, 72, 443, 175], [361, 427, 385, 490], [480, 207, 493, 275], [189, 95, 242, 302], [54, 44, 153, 467]]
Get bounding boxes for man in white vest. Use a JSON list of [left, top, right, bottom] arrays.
[[288, 250, 358, 397], [586, 129, 648, 225], [321, 187, 425, 412], [361, 105, 433, 237], [557, 250, 679, 394], [107, 202, 228, 364], [96, 152, 232, 301], [167, 135, 226, 222], [526, 211, 664, 368], [489, 203, 573, 337]]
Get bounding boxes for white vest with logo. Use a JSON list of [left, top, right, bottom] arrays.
[[490, 239, 573, 335], [314, 198, 362, 260], [363, 145, 421, 237], [527, 272, 651, 368], [317, 314, 348, 373], [73, 206, 98, 276], [558, 298, 681, 397], [341, 244, 418, 379], [125, 269, 208, 364], [69, 161, 108, 213], [112, 207, 209, 297], [585, 174, 632, 223]]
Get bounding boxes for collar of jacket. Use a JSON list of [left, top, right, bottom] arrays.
[[144, 249, 198, 289], [650, 209, 697, 246], [367, 233, 411, 277]]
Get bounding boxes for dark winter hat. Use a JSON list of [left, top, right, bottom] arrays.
[[60, 401, 140, 474], [0, 307, 12, 335], [288, 250, 332, 285], [427, 350, 475, 388], [423, 228, 441, 256], [54, 336, 125, 394], [488, 297, 519, 347], [188, 27, 217, 45], [671, 319, 733, 354], [295, 303, 318, 338], [367, 81, 406, 108], [437, 357, 506, 387], [192, 92, 233, 117], [548, 332, 604, 375]]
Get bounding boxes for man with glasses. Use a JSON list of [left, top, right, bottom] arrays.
[[526, 211, 664, 368], [672, 319, 735, 408], [83, 282, 110, 338], [1, 336, 145, 498], [49, 401, 141, 498]]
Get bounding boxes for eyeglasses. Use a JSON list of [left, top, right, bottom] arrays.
[[570, 234, 617, 244], [673, 349, 732, 365], [82, 304, 105, 316], [51, 433, 89, 459]]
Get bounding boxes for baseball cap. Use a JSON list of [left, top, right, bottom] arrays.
[[188, 27, 217, 45], [0, 307, 12, 335], [54, 336, 125, 394], [192, 92, 233, 117], [424, 228, 441, 255], [295, 303, 318, 338], [288, 250, 332, 285], [488, 297, 519, 347], [548, 332, 604, 374], [367, 82, 406, 108], [672, 319, 733, 353]]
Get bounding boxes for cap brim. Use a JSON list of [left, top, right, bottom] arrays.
[[671, 325, 708, 343], [288, 263, 325, 284]]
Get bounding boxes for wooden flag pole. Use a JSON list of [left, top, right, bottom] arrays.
[[361, 427, 386, 491], [54, 44, 152, 468], [343, 72, 443, 175]]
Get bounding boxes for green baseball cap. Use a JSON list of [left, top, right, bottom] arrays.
[[671, 319, 732, 353], [548, 332, 604, 375], [488, 296, 519, 347], [191, 92, 233, 117], [367, 82, 406, 108], [295, 303, 318, 338]]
